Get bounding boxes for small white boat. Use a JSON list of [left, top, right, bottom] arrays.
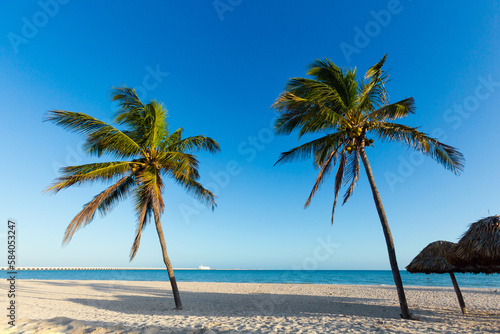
[[198, 265, 211, 270]]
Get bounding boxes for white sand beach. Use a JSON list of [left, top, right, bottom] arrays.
[[1, 280, 499, 333]]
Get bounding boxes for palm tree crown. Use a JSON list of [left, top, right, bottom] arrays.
[[45, 86, 220, 259], [273, 55, 464, 223], [273, 55, 465, 319]]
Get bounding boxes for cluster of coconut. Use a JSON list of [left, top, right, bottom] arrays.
[[339, 123, 375, 154]]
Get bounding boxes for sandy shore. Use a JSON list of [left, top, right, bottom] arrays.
[[0, 280, 499, 333]]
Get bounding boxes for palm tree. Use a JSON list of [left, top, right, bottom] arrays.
[[272, 55, 464, 319], [45, 87, 220, 310]]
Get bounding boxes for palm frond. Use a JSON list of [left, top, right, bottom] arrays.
[[129, 167, 167, 260], [342, 69, 359, 112], [45, 110, 142, 158], [330, 151, 347, 224], [371, 122, 465, 174], [62, 176, 131, 245], [357, 72, 389, 112], [305, 150, 336, 208], [366, 98, 415, 121], [174, 175, 217, 210], [273, 79, 349, 137], [97, 175, 136, 216], [168, 134, 220, 154], [129, 184, 154, 260], [163, 127, 184, 147], [142, 100, 169, 149], [273, 98, 341, 136], [285, 78, 348, 111], [342, 150, 361, 204], [306, 58, 356, 109], [112, 86, 146, 124], [159, 151, 200, 180], [152, 171, 165, 214], [46, 161, 135, 194], [357, 54, 389, 112], [313, 137, 345, 167], [112, 86, 166, 147], [275, 133, 345, 165], [364, 54, 387, 80]]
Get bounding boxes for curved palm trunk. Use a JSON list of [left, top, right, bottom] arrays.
[[359, 147, 412, 319], [153, 210, 183, 310], [449, 272, 467, 315]]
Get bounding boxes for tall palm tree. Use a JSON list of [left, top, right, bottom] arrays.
[[45, 87, 219, 310], [272, 55, 464, 319]]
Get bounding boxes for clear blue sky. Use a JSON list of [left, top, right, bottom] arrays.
[[1, 1, 499, 270]]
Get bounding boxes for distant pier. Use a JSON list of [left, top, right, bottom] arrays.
[[0, 267, 206, 271]]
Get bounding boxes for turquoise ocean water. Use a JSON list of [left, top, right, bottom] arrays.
[[5, 270, 499, 288]]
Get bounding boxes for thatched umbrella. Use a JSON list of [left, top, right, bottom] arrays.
[[406, 241, 468, 314], [446, 215, 500, 273]]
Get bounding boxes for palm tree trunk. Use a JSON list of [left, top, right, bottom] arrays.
[[153, 209, 183, 310], [359, 147, 412, 319], [449, 272, 467, 315]]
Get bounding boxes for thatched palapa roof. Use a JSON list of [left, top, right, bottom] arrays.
[[406, 241, 457, 274], [445, 215, 500, 273], [407, 240, 469, 314]]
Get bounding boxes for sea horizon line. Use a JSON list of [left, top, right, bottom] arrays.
[[2, 267, 400, 271]]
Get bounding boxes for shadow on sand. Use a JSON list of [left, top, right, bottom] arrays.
[[27, 280, 500, 323]]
